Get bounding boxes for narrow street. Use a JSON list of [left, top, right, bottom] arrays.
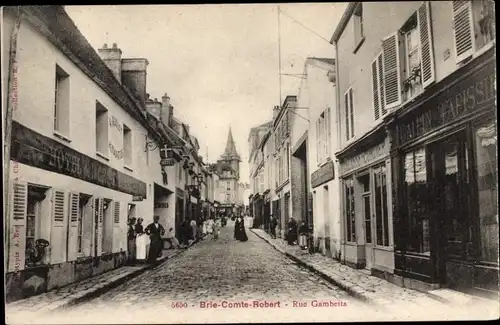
[[40, 224, 376, 323]]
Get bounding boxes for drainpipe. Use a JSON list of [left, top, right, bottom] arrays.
[[332, 42, 346, 265], [4, 7, 23, 273]]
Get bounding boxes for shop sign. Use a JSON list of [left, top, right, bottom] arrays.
[[340, 141, 387, 175], [154, 202, 168, 209], [175, 188, 185, 197], [132, 195, 143, 202], [160, 158, 175, 166], [311, 160, 335, 188], [11, 122, 147, 197], [399, 61, 496, 145]]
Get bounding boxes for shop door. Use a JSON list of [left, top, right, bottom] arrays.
[[429, 132, 472, 288], [362, 194, 373, 269]]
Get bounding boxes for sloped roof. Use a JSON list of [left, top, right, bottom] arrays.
[[221, 127, 240, 161]]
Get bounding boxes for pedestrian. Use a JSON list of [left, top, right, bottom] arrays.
[[213, 218, 220, 240], [135, 217, 147, 262], [237, 216, 248, 242], [207, 217, 215, 238], [287, 217, 298, 245], [145, 216, 166, 263], [298, 221, 309, 250], [127, 217, 137, 265], [190, 218, 197, 242], [165, 227, 180, 249], [270, 215, 278, 239]]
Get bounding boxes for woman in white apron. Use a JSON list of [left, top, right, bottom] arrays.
[[135, 218, 148, 261]]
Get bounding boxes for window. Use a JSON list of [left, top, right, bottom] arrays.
[[123, 124, 132, 168], [353, 3, 364, 52], [404, 148, 430, 255], [344, 177, 355, 242], [374, 165, 390, 247], [226, 181, 231, 190], [474, 121, 498, 264], [317, 108, 332, 163], [102, 199, 112, 253], [226, 193, 231, 202], [453, 0, 495, 64], [77, 196, 85, 254], [54, 65, 70, 138], [344, 88, 354, 141], [95, 102, 109, 157]]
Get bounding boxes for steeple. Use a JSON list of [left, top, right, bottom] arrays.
[[222, 127, 241, 161]]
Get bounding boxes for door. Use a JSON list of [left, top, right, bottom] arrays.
[[363, 194, 373, 269], [429, 132, 471, 288]]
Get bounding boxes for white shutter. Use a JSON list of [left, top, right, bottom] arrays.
[[344, 91, 350, 141], [349, 88, 355, 138], [316, 120, 320, 163], [418, 1, 436, 88], [378, 54, 387, 115], [50, 189, 67, 264], [113, 201, 120, 252], [452, 1, 474, 63], [371, 57, 381, 120], [8, 181, 27, 272], [114, 202, 120, 225], [326, 107, 331, 157], [382, 32, 402, 109], [67, 192, 79, 261], [97, 198, 104, 256]]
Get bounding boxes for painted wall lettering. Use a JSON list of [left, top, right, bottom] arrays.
[[340, 141, 387, 175], [10, 122, 146, 197], [109, 116, 122, 133], [109, 143, 124, 159]]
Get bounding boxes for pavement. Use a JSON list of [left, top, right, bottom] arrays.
[[5, 225, 498, 323]]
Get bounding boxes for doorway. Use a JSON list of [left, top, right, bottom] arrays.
[[358, 173, 373, 270], [428, 131, 472, 289]]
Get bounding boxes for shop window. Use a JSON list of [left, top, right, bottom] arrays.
[[404, 148, 430, 255], [453, 0, 495, 64], [474, 122, 498, 264], [344, 177, 356, 243], [374, 165, 390, 247], [95, 102, 109, 158]]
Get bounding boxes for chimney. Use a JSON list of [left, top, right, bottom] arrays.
[[272, 105, 280, 120], [160, 93, 171, 125], [145, 96, 161, 120], [169, 105, 174, 128], [98, 43, 122, 82], [121, 58, 149, 107]]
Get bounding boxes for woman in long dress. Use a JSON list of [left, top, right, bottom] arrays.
[[234, 217, 241, 240], [135, 218, 147, 262], [238, 217, 248, 242]]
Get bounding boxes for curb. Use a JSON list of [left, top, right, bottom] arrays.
[[51, 246, 193, 311], [250, 229, 375, 304]]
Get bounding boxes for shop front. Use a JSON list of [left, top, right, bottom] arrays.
[[389, 48, 497, 296], [337, 128, 393, 272]]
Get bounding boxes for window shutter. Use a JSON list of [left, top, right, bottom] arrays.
[[113, 201, 120, 252], [345, 92, 350, 141], [114, 202, 120, 225], [96, 198, 104, 256], [371, 58, 381, 120], [50, 189, 67, 264], [326, 107, 331, 157], [349, 88, 355, 138], [67, 192, 79, 261], [452, 1, 474, 63], [8, 181, 28, 272], [378, 55, 387, 115], [418, 1, 436, 88], [382, 32, 402, 109], [316, 119, 320, 163]]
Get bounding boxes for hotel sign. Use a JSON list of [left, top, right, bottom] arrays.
[[311, 160, 335, 188], [399, 59, 496, 146], [11, 122, 147, 197]]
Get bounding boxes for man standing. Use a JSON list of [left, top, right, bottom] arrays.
[[127, 217, 137, 265], [145, 216, 165, 263]]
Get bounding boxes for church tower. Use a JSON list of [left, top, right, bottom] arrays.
[[220, 127, 241, 179]]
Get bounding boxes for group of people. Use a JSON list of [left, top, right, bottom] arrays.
[[127, 216, 166, 265], [178, 216, 225, 246], [267, 215, 310, 250]]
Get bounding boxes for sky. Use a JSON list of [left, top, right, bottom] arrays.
[[65, 3, 347, 183]]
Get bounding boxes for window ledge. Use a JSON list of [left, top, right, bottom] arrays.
[[53, 131, 71, 143], [96, 151, 109, 161], [373, 245, 394, 252], [124, 165, 133, 172], [353, 37, 366, 54]]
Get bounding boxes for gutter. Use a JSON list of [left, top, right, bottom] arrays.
[[330, 2, 358, 44]]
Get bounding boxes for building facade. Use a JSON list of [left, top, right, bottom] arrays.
[[2, 6, 184, 302], [291, 57, 339, 256], [331, 1, 496, 295]]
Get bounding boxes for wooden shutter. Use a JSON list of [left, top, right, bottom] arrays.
[[316, 119, 320, 163], [8, 181, 27, 272], [67, 192, 79, 261], [349, 88, 355, 138], [382, 32, 402, 109], [326, 107, 331, 158], [113, 201, 121, 252], [418, 1, 435, 88], [114, 202, 120, 225], [378, 54, 387, 115], [371, 58, 381, 120], [93, 198, 104, 256], [452, 1, 474, 63], [50, 189, 67, 264], [344, 91, 350, 141]]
